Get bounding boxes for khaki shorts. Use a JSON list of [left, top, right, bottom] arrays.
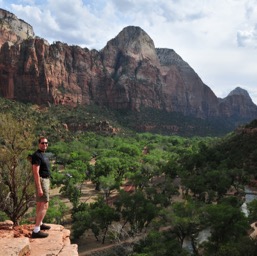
[[36, 177, 50, 202]]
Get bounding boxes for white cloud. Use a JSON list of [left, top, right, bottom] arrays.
[[237, 25, 257, 47]]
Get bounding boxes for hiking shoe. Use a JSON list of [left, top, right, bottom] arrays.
[[40, 223, 51, 230], [31, 231, 49, 238]]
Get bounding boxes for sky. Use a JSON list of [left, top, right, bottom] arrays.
[[1, 0, 257, 104]]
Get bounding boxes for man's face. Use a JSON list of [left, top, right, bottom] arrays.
[[39, 139, 48, 152]]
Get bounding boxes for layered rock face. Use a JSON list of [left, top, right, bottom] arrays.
[[0, 8, 257, 121], [100, 27, 220, 118], [0, 8, 34, 47]]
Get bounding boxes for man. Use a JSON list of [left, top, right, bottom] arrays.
[[31, 136, 51, 238]]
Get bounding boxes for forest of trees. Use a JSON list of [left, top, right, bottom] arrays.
[[0, 97, 257, 256]]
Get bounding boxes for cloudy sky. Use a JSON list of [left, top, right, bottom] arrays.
[[1, 0, 257, 104]]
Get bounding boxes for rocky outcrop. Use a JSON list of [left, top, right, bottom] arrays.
[[0, 221, 78, 256], [0, 8, 35, 47], [0, 8, 257, 124]]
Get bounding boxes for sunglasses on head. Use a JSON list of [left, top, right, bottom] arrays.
[[40, 142, 48, 145]]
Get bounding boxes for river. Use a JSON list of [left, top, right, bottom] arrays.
[[241, 185, 257, 216]]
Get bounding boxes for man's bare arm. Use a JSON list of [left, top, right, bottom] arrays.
[[32, 165, 43, 196]]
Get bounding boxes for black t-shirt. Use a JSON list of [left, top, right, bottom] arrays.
[[31, 149, 51, 177]]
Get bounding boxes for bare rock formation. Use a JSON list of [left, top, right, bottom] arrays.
[[0, 8, 35, 47], [0, 8, 256, 129], [0, 221, 78, 256]]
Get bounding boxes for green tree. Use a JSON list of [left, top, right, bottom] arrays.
[[72, 203, 92, 239], [247, 199, 257, 223], [168, 200, 203, 254], [0, 113, 36, 225], [124, 163, 150, 190], [116, 142, 141, 157], [72, 197, 120, 243], [93, 156, 121, 190], [201, 237, 257, 256], [131, 230, 190, 256], [45, 197, 69, 224], [115, 190, 159, 235], [202, 203, 249, 254], [58, 169, 85, 208], [89, 196, 120, 244], [99, 174, 119, 203]]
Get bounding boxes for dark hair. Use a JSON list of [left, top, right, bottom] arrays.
[[38, 136, 48, 143]]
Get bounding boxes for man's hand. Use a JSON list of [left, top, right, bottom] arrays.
[[37, 187, 43, 197]]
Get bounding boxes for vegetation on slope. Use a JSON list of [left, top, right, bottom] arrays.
[[1, 97, 257, 255]]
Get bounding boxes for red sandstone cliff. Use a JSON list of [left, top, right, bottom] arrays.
[[0, 8, 257, 122]]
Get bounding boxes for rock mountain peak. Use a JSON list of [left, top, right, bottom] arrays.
[[0, 8, 256, 134], [102, 26, 160, 67], [228, 87, 252, 100]]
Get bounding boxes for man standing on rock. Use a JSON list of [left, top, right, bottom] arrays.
[[31, 136, 51, 238]]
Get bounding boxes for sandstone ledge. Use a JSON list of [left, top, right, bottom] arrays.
[[0, 221, 78, 256]]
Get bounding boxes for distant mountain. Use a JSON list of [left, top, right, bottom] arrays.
[[0, 8, 256, 136], [228, 87, 252, 99], [219, 87, 257, 118]]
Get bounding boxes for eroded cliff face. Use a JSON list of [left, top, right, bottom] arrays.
[[100, 27, 220, 118], [0, 39, 105, 106], [0, 8, 257, 121], [0, 8, 35, 47]]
